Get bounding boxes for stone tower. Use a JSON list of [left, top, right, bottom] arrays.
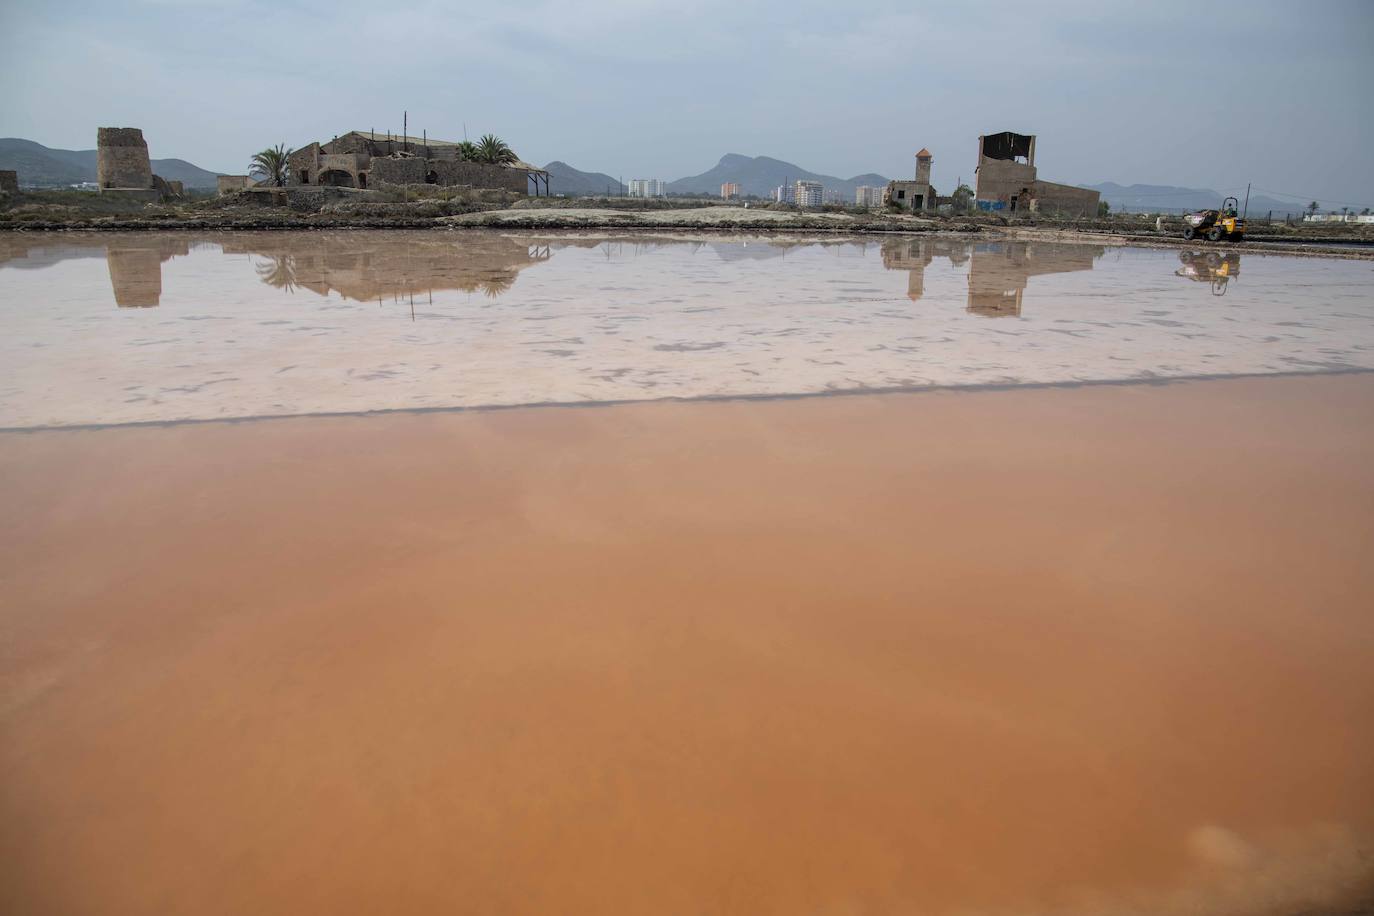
[[915, 148, 933, 184], [96, 127, 154, 191]]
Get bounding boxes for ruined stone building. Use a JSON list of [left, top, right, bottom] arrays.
[[973, 132, 1099, 218], [885, 149, 938, 212], [0, 170, 18, 194], [286, 131, 549, 195], [880, 238, 1103, 315], [95, 128, 183, 201]]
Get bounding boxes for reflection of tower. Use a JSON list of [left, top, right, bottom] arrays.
[[106, 246, 163, 307], [879, 238, 971, 301], [966, 242, 1103, 317], [105, 239, 190, 307]]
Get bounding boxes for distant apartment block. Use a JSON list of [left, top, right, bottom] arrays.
[[773, 184, 796, 204], [822, 189, 845, 206], [628, 179, 664, 198], [795, 180, 823, 208], [855, 186, 884, 208], [720, 182, 741, 200]]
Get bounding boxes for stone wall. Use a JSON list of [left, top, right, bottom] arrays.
[[0, 170, 17, 194], [1030, 180, 1100, 218], [218, 175, 251, 195], [96, 127, 154, 190], [429, 160, 528, 192], [369, 156, 428, 186]]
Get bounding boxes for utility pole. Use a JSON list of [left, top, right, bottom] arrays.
[[1243, 182, 1251, 219], [403, 111, 407, 150]]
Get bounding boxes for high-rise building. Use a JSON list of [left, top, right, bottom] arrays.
[[794, 180, 823, 208], [628, 179, 664, 198], [855, 186, 885, 208], [720, 182, 741, 200], [773, 184, 796, 204]]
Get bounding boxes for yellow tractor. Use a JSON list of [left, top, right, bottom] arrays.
[[1182, 197, 1245, 242]]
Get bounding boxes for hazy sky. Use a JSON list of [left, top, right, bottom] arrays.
[[2, 0, 1372, 206]]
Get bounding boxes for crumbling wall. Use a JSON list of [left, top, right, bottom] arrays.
[[288, 144, 321, 185], [975, 158, 1037, 207], [218, 175, 251, 195], [369, 156, 428, 186], [0, 170, 17, 194], [428, 160, 529, 192], [96, 127, 154, 190], [1030, 180, 1100, 218]]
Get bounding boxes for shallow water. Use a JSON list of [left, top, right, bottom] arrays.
[[2, 375, 1373, 915], [3, 231, 1374, 914], [1, 231, 1372, 427]]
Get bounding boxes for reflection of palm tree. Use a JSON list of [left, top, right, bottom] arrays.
[[254, 255, 298, 292], [478, 274, 515, 298]]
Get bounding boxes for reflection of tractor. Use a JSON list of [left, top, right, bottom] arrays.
[[1176, 250, 1241, 295], [1182, 197, 1245, 241]]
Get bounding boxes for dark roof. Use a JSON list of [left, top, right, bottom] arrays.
[[980, 132, 1033, 161]]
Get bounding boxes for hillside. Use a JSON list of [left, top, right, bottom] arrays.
[[543, 161, 623, 197], [667, 154, 892, 198], [0, 138, 222, 189]]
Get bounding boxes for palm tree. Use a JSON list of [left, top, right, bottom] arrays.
[[456, 141, 479, 162], [474, 134, 517, 165], [249, 144, 292, 187], [1306, 200, 1320, 218]]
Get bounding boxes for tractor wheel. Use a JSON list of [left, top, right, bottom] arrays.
[[1207, 227, 1224, 242], [1182, 226, 1196, 240]]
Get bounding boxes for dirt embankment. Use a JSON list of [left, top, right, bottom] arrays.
[[2, 189, 1371, 256]]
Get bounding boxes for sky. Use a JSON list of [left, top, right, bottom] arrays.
[[2, 0, 1372, 207]]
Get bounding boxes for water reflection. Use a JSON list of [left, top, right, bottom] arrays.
[[0, 233, 552, 308], [1176, 249, 1241, 296], [0, 236, 191, 307], [228, 234, 551, 303], [881, 238, 1103, 316]]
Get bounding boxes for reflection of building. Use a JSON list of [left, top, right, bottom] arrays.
[[1176, 250, 1241, 296], [886, 148, 938, 212], [221, 233, 552, 302], [966, 242, 1102, 316], [880, 239, 1103, 315], [0, 235, 191, 307], [880, 238, 970, 300], [974, 131, 1099, 217], [0, 233, 552, 307]]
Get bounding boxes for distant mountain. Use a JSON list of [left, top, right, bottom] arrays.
[[543, 160, 624, 197], [667, 154, 892, 198], [0, 138, 222, 189], [1087, 182, 1311, 216]]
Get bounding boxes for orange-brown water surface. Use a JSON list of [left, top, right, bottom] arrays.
[[3, 373, 1373, 915]]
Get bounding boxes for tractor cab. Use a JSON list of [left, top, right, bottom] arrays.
[[1182, 196, 1246, 242]]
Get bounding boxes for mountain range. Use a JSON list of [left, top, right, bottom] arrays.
[[0, 138, 221, 189], [666, 154, 891, 198], [1085, 182, 1314, 216]]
